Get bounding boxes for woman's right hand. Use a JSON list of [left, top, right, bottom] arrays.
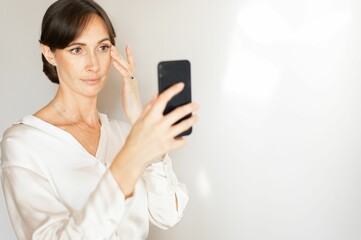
[[110, 82, 199, 197]]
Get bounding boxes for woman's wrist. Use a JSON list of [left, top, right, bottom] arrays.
[[110, 149, 144, 198]]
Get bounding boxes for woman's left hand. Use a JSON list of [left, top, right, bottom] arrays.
[[111, 45, 143, 125]]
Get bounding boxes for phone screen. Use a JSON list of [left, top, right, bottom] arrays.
[[158, 60, 192, 137]]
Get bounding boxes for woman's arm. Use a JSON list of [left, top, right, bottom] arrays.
[[109, 82, 198, 198], [2, 165, 127, 240], [109, 45, 197, 210], [143, 155, 189, 229], [111, 45, 143, 126]]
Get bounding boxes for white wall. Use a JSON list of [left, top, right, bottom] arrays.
[[1, 0, 361, 239]]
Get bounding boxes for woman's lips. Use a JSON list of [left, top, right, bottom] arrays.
[[81, 78, 101, 85]]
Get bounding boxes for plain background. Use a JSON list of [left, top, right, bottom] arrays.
[[1, 0, 361, 239]]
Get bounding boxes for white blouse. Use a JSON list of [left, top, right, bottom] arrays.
[[0, 113, 188, 240]]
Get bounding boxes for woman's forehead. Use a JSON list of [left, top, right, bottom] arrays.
[[70, 15, 110, 45]]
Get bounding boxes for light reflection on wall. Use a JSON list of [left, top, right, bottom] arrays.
[[222, 44, 280, 104], [196, 169, 211, 198], [217, 1, 357, 238], [237, 0, 291, 45], [222, 0, 284, 104], [293, 1, 352, 48], [222, 0, 352, 104]]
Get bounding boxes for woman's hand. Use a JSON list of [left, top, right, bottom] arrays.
[[110, 83, 199, 197], [127, 82, 199, 165], [111, 45, 143, 125]]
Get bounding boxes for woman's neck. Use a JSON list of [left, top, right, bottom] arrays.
[[52, 90, 100, 128]]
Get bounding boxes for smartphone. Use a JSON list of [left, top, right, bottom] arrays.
[[158, 60, 192, 137]]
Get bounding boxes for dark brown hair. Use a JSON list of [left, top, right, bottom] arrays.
[[39, 0, 116, 84]]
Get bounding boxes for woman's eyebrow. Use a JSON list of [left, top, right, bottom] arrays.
[[67, 38, 111, 47], [98, 37, 111, 43]]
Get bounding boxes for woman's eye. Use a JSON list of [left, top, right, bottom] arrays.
[[99, 45, 110, 52], [70, 47, 82, 54]]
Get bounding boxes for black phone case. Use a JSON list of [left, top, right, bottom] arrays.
[[158, 60, 192, 137]]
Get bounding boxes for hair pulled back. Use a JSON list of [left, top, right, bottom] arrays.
[[39, 0, 116, 84]]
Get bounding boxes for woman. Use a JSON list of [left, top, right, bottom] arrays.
[[0, 0, 198, 239]]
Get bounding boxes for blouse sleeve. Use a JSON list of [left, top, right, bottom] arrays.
[[142, 155, 189, 229], [1, 165, 129, 240]]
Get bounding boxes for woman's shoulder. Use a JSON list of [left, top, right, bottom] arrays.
[[1, 114, 65, 159], [0, 116, 45, 170], [1, 116, 39, 142]]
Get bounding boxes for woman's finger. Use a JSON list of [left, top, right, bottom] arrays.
[[112, 61, 130, 76], [152, 82, 185, 114], [168, 137, 186, 152], [111, 45, 136, 81], [125, 45, 135, 69], [163, 102, 199, 126], [142, 94, 158, 116], [111, 46, 133, 74], [170, 114, 198, 137], [111, 46, 126, 65]]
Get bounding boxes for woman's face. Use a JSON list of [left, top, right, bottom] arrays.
[[53, 15, 112, 97]]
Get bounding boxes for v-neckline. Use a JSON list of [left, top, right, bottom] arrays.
[[20, 113, 108, 160]]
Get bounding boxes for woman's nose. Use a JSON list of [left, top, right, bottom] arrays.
[[85, 52, 100, 72]]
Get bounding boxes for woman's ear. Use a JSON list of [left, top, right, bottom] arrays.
[[40, 44, 56, 66]]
